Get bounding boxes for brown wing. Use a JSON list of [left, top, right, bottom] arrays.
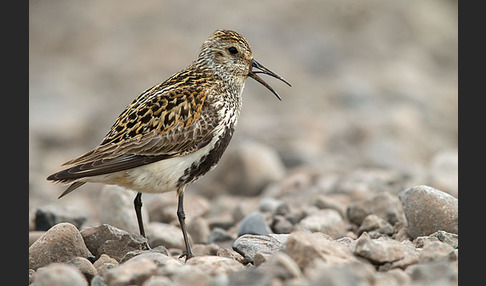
[[47, 67, 218, 184]]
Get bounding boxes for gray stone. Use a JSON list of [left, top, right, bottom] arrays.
[[297, 209, 347, 239], [237, 211, 273, 236], [399, 185, 458, 238], [29, 223, 94, 270], [93, 254, 119, 277], [258, 251, 302, 280], [354, 234, 406, 265], [99, 185, 149, 235], [232, 234, 288, 262], [314, 195, 347, 218], [104, 257, 158, 286], [31, 263, 88, 286], [34, 204, 86, 231], [357, 214, 394, 236], [270, 215, 295, 234], [187, 216, 210, 244], [185, 255, 244, 275], [119, 245, 169, 263], [406, 260, 458, 285], [80, 224, 148, 262], [66, 257, 98, 282], [146, 222, 186, 249], [419, 241, 456, 262], [285, 231, 357, 270]]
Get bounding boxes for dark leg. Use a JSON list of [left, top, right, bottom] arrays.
[[177, 193, 194, 260], [134, 192, 146, 238]]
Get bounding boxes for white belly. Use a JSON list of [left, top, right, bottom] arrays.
[[85, 136, 219, 194]]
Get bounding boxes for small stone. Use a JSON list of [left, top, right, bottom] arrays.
[[119, 245, 169, 263], [66, 257, 98, 282], [216, 247, 248, 264], [297, 209, 347, 239], [399, 185, 458, 238], [270, 215, 295, 234], [259, 197, 284, 213], [306, 260, 376, 286], [142, 276, 174, 286], [354, 234, 406, 265], [232, 234, 288, 263], [431, 230, 458, 249], [314, 195, 347, 218], [29, 223, 94, 270], [104, 257, 157, 286], [187, 216, 210, 244], [31, 263, 88, 286], [258, 251, 302, 280], [285, 231, 357, 270], [93, 254, 119, 277], [90, 276, 107, 286], [80, 224, 148, 262], [357, 214, 394, 236], [185, 255, 244, 275], [406, 260, 458, 285], [146, 222, 186, 249], [347, 192, 406, 226], [419, 241, 456, 262], [237, 211, 273, 236], [34, 204, 86, 231], [208, 227, 235, 244], [99, 185, 149, 235], [192, 243, 220, 256]]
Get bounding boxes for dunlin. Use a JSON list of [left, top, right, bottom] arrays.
[[47, 29, 290, 260]]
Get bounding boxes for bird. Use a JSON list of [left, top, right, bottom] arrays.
[[46, 29, 291, 260]]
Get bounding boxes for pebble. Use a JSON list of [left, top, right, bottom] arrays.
[[347, 192, 406, 226], [146, 222, 186, 249], [104, 257, 158, 286], [232, 234, 288, 262], [257, 251, 302, 280], [296, 208, 347, 239], [313, 195, 347, 218], [92, 254, 119, 277], [31, 263, 88, 286], [29, 223, 94, 270], [237, 211, 273, 236], [399, 185, 458, 238], [357, 214, 394, 236], [99, 185, 149, 235], [80, 224, 148, 262], [354, 233, 406, 265], [185, 255, 244, 275], [66, 256, 98, 282], [187, 216, 211, 244], [285, 231, 357, 270], [419, 241, 456, 262]]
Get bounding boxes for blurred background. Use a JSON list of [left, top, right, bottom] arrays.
[[29, 0, 457, 224]]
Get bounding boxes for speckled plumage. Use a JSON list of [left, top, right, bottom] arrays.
[[47, 29, 290, 260]]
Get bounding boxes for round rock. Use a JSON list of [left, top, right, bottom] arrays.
[[29, 223, 94, 270], [399, 185, 458, 238], [31, 263, 88, 286]]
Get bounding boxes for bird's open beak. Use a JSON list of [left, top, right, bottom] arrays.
[[248, 59, 291, 101]]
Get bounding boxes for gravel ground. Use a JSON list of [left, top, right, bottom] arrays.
[[29, 1, 457, 285]]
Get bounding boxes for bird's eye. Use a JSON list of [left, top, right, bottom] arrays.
[[228, 47, 238, 55]]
